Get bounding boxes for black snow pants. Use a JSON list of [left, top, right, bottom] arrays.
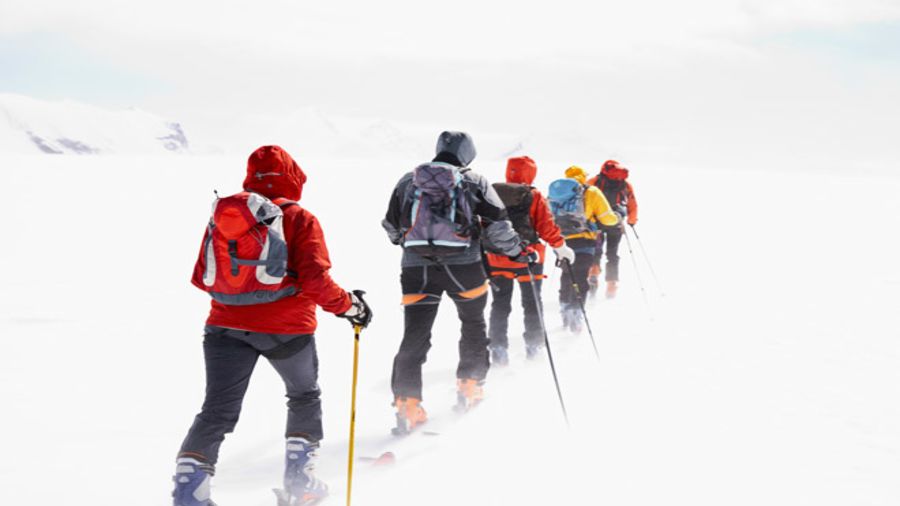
[[488, 264, 544, 350], [595, 227, 624, 282], [178, 326, 322, 466], [391, 262, 490, 401], [559, 240, 595, 309]]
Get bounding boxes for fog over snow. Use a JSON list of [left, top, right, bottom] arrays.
[[2, 0, 899, 170], [1, 153, 899, 505], [1, 1, 899, 505]]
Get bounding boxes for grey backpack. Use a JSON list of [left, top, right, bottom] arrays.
[[400, 162, 475, 258]]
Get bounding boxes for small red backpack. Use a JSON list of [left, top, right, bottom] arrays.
[[191, 191, 297, 305]]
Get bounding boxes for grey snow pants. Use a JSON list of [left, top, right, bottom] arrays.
[[178, 325, 322, 466]]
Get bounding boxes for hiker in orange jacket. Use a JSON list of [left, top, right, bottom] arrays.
[[485, 156, 575, 364], [586, 160, 638, 298]]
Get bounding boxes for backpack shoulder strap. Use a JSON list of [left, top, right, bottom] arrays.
[[272, 198, 299, 210]]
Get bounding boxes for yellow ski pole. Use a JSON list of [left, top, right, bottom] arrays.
[[346, 324, 362, 506]]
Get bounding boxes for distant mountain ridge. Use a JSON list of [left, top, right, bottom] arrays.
[[0, 93, 609, 163], [0, 93, 190, 155]]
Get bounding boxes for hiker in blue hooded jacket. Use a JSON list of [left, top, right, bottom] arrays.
[[382, 131, 526, 434]]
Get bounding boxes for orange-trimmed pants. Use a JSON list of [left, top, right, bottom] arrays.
[[488, 264, 545, 349], [392, 262, 490, 400]]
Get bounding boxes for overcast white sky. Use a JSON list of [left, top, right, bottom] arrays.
[[1, 0, 899, 169]]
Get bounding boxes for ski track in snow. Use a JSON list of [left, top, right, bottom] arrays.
[[1, 155, 899, 505]]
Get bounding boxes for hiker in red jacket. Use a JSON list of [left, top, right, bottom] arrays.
[[587, 159, 638, 299], [173, 145, 372, 506], [485, 156, 575, 364]]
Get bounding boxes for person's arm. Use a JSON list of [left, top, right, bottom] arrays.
[[468, 173, 523, 257], [530, 190, 564, 248], [626, 181, 638, 225], [585, 187, 620, 228], [291, 210, 351, 315], [381, 173, 411, 245]]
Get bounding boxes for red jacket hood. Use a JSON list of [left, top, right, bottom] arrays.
[[243, 145, 306, 201], [601, 165, 630, 181], [601, 159, 629, 181], [506, 156, 537, 185]]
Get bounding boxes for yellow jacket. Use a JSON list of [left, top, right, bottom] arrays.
[[563, 166, 620, 240]]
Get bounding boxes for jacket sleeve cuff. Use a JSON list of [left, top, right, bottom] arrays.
[[333, 292, 352, 315]]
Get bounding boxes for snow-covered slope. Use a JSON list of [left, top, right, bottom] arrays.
[[0, 93, 190, 154], [0, 154, 898, 505]]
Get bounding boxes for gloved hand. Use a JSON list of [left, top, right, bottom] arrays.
[[553, 244, 575, 265], [510, 244, 540, 264], [337, 290, 373, 329]]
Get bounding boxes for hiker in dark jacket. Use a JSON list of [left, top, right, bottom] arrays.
[[485, 156, 575, 365], [382, 131, 524, 433]]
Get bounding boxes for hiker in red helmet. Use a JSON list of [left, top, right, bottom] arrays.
[[173, 146, 372, 506], [587, 159, 638, 299], [485, 156, 574, 364]]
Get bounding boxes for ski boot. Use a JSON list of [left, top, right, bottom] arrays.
[[560, 305, 573, 331], [274, 437, 329, 506], [392, 397, 428, 436], [588, 264, 602, 298], [454, 378, 484, 412], [172, 457, 216, 506], [525, 344, 544, 361], [490, 345, 509, 367], [567, 306, 583, 334], [605, 280, 618, 299]]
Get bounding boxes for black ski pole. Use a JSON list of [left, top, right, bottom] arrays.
[[622, 227, 653, 320], [629, 225, 665, 296], [525, 263, 569, 427], [561, 259, 601, 361]]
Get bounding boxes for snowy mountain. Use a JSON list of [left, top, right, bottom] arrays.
[[226, 106, 531, 162], [0, 93, 190, 154], [0, 93, 601, 163]]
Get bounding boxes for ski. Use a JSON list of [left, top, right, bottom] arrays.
[[273, 487, 327, 506]]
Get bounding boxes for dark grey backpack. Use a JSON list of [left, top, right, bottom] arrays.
[[400, 162, 475, 258]]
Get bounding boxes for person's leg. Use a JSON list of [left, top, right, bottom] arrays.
[[392, 303, 440, 400], [178, 326, 260, 466], [445, 263, 490, 386], [559, 241, 576, 308], [518, 264, 544, 350], [258, 334, 328, 501], [605, 227, 623, 282], [563, 253, 594, 331], [589, 233, 605, 295], [573, 252, 594, 305], [487, 274, 514, 351], [595, 231, 606, 263], [263, 335, 321, 442], [391, 266, 442, 401]]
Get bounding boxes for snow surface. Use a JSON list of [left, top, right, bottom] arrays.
[[1, 153, 899, 505]]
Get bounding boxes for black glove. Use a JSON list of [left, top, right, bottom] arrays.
[[338, 290, 373, 329]]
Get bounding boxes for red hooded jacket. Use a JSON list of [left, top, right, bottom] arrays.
[[487, 156, 565, 274], [587, 160, 638, 225], [203, 146, 351, 334]]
